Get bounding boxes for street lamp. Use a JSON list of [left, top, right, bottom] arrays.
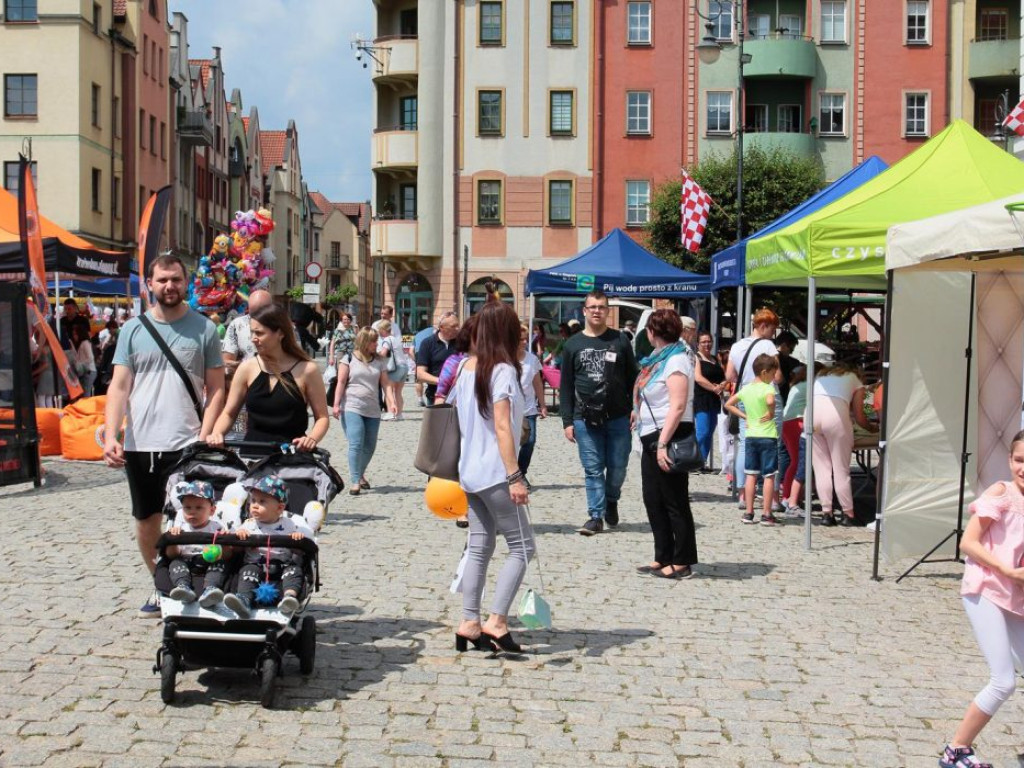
[[694, 1, 750, 242]]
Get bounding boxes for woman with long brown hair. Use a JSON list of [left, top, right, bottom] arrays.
[[450, 301, 535, 655], [208, 303, 330, 451]]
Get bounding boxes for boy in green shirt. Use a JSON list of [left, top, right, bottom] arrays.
[[725, 354, 780, 526]]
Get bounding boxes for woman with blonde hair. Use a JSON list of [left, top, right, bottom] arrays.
[[376, 318, 409, 420], [333, 327, 396, 494]]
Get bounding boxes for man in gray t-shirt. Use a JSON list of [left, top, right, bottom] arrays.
[[103, 256, 225, 619]]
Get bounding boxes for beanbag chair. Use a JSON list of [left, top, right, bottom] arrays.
[[61, 396, 107, 461]]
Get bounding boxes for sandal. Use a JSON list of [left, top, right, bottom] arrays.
[[820, 513, 837, 527], [359, 478, 371, 490]]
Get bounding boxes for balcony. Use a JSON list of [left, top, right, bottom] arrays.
[[372, 127, 418, 173], [176, 108, 213, 147], [371, 36, 418, 85], [743, 34, 817, 79], [969, 38, 1019, 80], [371, 217, 418, 257], [328, 254, 351, 271], [744, 131, 817, 158]]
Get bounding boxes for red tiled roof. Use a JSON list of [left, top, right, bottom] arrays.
[[242, 117, 250, 133], [113, 0, 127, 17], [309, 191, 332, 218], [189, 59, 211, 91], [260, 130, 287, 176], [335, 202, 369, 235]]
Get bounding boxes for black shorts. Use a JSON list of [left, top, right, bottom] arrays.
[[124, 450, 183, 520]]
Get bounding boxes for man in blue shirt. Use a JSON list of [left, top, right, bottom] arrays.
[[413, 322, 438, 407]]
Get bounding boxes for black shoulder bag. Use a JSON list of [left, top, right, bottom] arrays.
[[138, 314, 204, 423], [727, 339, 763, 435], [641, 391, 702, 474], [575, 344, 614, 428]]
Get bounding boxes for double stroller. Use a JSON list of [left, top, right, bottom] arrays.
[[152, 441, 343, 707]]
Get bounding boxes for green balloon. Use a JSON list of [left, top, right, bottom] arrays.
[[202, 544, 223, 563]]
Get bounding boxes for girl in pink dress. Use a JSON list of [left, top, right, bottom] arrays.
[[939, 429, 1024, 768]]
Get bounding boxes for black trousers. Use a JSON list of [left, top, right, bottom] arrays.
[[640, 427, 698, 567], [236, 557, 305, 600], [168, 555, 227, 591]]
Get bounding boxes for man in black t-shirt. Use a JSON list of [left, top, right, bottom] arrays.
[[415, 313, 460, 401], [560, 290, 639, 535]]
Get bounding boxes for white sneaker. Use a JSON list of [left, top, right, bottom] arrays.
[[381, 413, 395, 421], [784, 504, 805, 519], [394, 413, 404, 421]]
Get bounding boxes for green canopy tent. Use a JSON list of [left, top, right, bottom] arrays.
[[743, 120, 1024, 550]]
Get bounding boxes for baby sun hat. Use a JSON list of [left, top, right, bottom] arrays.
[[175, 480, 215, 501], [252, 474, 288, 504]]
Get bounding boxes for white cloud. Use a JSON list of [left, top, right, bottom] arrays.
[[172, 0, 375, 202]]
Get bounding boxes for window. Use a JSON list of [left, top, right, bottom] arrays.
[[112, 177, 120, 220], [330, 241, 341, 268], [112, 96, 120, 137], [400, 183, 417, 219], [626, 180, 650, 226], [149, 115, 156, 155], [149, 0, 158, 17], [550, 90, 574, 135], [400, 96, 418, 130], [748, 14, 770, 39], [978, 8, 1008, 41], [479, 1, 503, 45], [477, 180, 502, 224], [160, 121, 166, 159], [907, 1, 928, 43], [819, 92, 846, 135], [904, 92, 928, 136], [779, 14, 802, 38], [478, 90, 503, 135], [143, 34, 149, 74], [549, 180, 573, 224], [778, 104, 802, 133], [745, 104, 768, 132], [139, 109, 146, 149], [710, 1, 733, 41], [4, 0, 37, 22], [821, 1, 847, 43], [626, 91, 651, 134], [139, 185, 146, 221], [91, 84, 100, 127], [627, 2, 651, 44], [400, 8, 418, 36], [4, 74, 37, 117], [91, 168, 101, 212], [158, 47, 164, 83], [706, 91, 732, 134], [550, 1, 574, 45], [92, 3, 101, 34], [3, 160, 36, 193]]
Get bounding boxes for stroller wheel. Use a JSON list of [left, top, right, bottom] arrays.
[[298, 616, 316, 675], [159, 652, 178, 704], [259, 656, 279, 709]]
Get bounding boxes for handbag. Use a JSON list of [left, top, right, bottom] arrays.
[[414, 359, 466, 481], [138, 313, 203, 422], [514, 505, 552, 629], [641, 392, 703, 474], [384, 340, 398, 373]]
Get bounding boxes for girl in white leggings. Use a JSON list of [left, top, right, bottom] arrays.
[[939, 429, 1024, 768]]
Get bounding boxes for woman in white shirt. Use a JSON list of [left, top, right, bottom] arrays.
[[517, 323, 547, 488], [451, 301, 534, 655], [633, 309, 697, 580], [71, 324, 96, 397], [812, 363, 874, 527], [376, 319, 409, 421]]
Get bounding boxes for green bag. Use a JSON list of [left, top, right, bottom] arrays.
[[515, 505, 552, 629]]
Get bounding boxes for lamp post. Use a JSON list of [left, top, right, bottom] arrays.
[[695, 2, 750, 243]]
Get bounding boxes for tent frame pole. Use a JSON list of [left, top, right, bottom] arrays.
[[709, 291, 719, 350], [871, 269, 895, 580], [895, 272, 975, 583], [804, 278, 816, 551], [735, 286, 743, 342]]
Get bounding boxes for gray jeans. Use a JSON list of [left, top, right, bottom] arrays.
[[462, 483, 536, 622]]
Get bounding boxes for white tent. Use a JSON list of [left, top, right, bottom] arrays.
[[881, 196, 1024, 566]]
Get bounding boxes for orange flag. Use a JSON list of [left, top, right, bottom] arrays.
[[17, 155, 48, 318], [136, 185, 173, 308]]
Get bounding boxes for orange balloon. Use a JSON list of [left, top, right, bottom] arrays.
[[424, 477, 469, 520]]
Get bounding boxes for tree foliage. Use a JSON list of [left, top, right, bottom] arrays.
[[645, 146, 825, 274], [324, 283, 358, 306]]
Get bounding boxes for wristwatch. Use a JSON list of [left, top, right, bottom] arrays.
[[657, 442, 668, 449]]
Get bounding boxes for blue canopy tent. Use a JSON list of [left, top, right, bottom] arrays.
[[708, 156, 889, 341], [47, 275, 140, 296], [525, 228, 711, 298]]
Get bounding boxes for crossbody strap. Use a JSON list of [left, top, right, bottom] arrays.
[[736, 338, 764, 387], [138, 313, 203, 422]]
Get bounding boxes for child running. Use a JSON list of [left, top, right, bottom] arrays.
[[223, 475, 306, 618], [938, 429, 1024, 768], [724, 353, 779, 526], [166, 481, 229, 608]]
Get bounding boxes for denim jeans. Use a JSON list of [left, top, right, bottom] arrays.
[[573, 415, 631, 520], [341, 411, 381, 485], [518, 415, 538, 477], [694, 410, 717, 463]]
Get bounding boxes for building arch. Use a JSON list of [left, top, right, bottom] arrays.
[[467, 276, 514, 315], [394, 271, 434, 333]]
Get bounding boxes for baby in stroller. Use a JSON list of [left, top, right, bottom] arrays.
[[223, 475, 308, 618], [166, 480, 232, 609]]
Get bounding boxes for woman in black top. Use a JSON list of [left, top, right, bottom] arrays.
[[208, 304, 330, 451], [692, 332, 726, 468]]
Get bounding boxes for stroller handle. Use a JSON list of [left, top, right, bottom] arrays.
[[156, 532, 320, 557], [199, 438, 332, 462]]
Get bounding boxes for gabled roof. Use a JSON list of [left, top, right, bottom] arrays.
[[260, 130, 287, 176], [309, 191, 333, 219], [188, 59, 211, 91], [114, 0, 127, 17], [335, 202, 370, 235]]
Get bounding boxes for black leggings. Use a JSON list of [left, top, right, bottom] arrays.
[[236, 558, 304, 598], [168, 555, 227, 591], [640, 428, 698, 567]]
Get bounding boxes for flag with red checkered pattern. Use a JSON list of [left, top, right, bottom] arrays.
[[680, 170, 713, 253], [1003, 96, 1024, 137]]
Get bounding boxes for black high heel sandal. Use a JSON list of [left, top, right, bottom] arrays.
[[455, 633, 496, 652], [821, 513, 837, 527], [481, 630, 524, 654]]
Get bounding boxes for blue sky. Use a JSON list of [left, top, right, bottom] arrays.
[[171, 0, 375, 203]]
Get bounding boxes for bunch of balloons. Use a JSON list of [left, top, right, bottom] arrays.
[[189, 208, 277, 315]]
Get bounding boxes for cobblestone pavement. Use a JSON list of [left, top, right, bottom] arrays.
[[1, 391, 1021, 767]]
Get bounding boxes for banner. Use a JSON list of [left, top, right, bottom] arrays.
[[680, 170, 712, 254], [17, 155, 48, 318], [136, 185, 173, 305], [27, 301, 83, 401]]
